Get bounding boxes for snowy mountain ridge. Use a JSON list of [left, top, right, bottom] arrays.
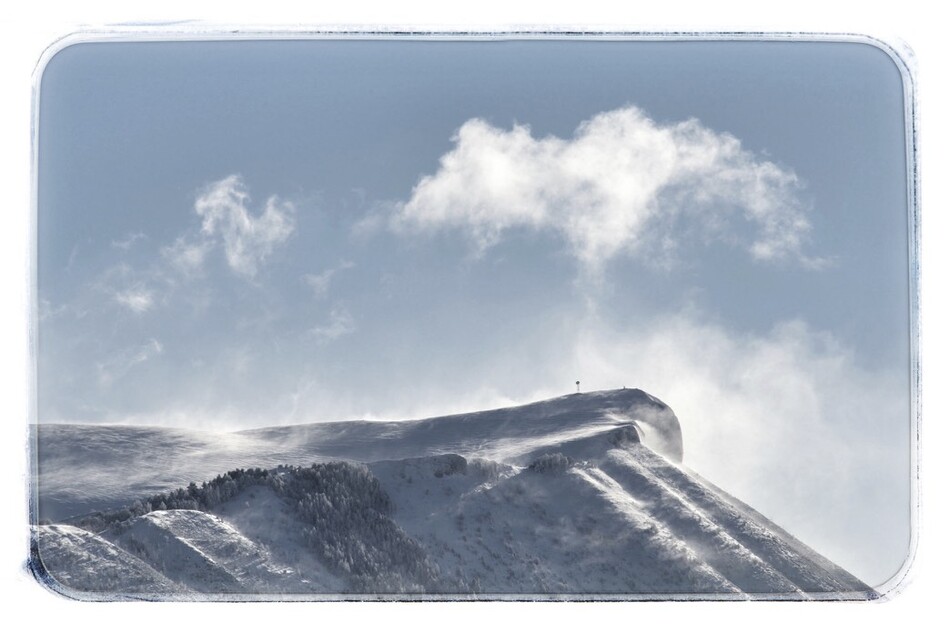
[[32, 388, 874, 599]]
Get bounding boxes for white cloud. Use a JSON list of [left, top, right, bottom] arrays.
[[98, 265, 159, 315], [303, 261, 355, 300], [194, 175, 295, 278], [393, 106, 819, 271], [111, 232, 147, 251], [113, 287, 154, 313], [38, 298, 77, 322], [97, 339, 163, 387], [309, 306, 356, 342], [161, 234, 213, 276], [304, 270, 334, 299]]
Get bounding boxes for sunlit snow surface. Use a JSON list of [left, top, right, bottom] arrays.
[[32, 389, 873, 599]]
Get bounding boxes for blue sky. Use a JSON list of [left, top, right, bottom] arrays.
[[36, 39, 911, 585]]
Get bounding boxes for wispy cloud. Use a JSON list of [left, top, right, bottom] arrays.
[[309, 305, 356, 342], [113, 287, 154, 313], [194, 175, 296, 278], [97, 338, 163, 387], [111, 232, 147, 251], [92, 264, 161, 315], [391, 106, 821, 272], [161, 235, 213, 277], [81, 177, 296, 322], [38, 298, 84, 322], [303, 261, 355, 300]]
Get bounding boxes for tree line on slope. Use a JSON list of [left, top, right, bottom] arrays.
[[67, 463, 445, 593]]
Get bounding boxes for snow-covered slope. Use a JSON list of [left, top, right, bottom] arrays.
[[35, 389, 679, 522], [366, 438, 867, 597], [32, 389, 872, 599], [211, 485, 344, 593], [32, 524, 181, 596], [367, 451, 740, 596], [106, 510, 290, 593]]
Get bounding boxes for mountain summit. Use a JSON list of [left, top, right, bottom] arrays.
[[33, 388, 872, 599]]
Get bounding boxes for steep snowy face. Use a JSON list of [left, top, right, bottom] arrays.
[[505, 388, 684, 462], [35, 443, 871, 598]]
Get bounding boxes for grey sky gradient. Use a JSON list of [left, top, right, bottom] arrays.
[[36, 39, 911, 586]]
